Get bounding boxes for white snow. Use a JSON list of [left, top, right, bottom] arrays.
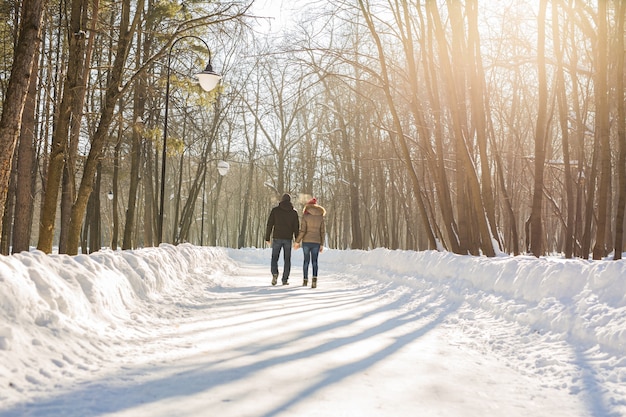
[[1, 244, 625, 416]]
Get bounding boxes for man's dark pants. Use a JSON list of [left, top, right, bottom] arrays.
[[271, 238, 292, 283]]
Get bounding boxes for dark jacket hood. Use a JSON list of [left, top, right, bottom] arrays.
[[278, 200, 294, 210]]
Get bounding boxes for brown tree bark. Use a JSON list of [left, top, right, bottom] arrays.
[[417, 5, 459, 253], [530, 0, 549, 257], [10, 50, 39, 254], [357, 0, 437, 251], [614, 0, 626, 260], [466, 0, 501, 252], [111, 112, 122, 250], [65, 0, 142, 255], [592, 0, 611, 260], [553, 1, 576, 258], [1, 148, 17, 254], [123, 20, 150, 250], [143, 141, 157, 247], [0, 0, 45, 239], [37, 0, 90, 253], [428, 1, 495, 256]]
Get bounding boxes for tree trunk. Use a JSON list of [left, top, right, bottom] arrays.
[[144, 140, 158, 247], [60, 0, 97, 254], [65, 0, 141, 255], [238, 161, 255, 248], [0, 0, 45, 239], [467, 0, 501, 251], [122, 105, 144, 249], [11, 50, 39, 254], [209, 176, 224, 246], [173, 145, 187, 243], [122, 5, 151, 250], [358, 0, 437, 251], [318, 79, 363, 250], [37, 0, 90, 253], [568, 10, 586, 258], [238, 91, 260, 249], [530, 0, 549, 257], [1, 150, 18, 254], [614, 0, 626, 260], [86, 163, 103, 253], [414, 4, 459, 253], [111, 119, 121, 250], [553, 1, 575, 259], [592, 0, 611, 260], [428, 0, 495, 256]]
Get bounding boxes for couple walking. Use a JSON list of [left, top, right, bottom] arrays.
[[264, 193, 326, 288]]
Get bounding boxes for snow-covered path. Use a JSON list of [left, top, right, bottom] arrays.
[[3, 246, 613, 417]]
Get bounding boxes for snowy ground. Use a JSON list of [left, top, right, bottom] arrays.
[[1, 244, 625, 416]]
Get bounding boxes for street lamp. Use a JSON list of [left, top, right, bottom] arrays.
[[217, 160, 230, 176], [158, 36, 222, 244]]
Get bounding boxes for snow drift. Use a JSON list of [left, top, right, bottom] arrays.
[[1, 244, 625, 414]]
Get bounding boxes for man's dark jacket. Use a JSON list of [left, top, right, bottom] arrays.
[[265, 200, 299, 241]]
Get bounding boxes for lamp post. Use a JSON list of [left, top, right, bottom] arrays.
[[107, 191, 114, 248], [157, 36, 221, 244], [200, 160, 229, 245]]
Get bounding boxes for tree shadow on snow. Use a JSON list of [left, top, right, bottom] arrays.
[[0, 280, 458, 417]]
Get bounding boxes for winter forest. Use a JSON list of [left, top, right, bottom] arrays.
[[0, 0, 624, 259]]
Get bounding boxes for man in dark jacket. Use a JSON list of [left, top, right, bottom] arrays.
[[265, 193, 300, 285]]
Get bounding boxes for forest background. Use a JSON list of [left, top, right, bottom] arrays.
[[0, 0, 624, 260]]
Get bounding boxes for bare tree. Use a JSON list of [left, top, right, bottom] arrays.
[[9, 49, 39, 254], [614, 0, 626, 260], [592, 0, 611, 260], [427, 1, 495, 255], [552, 1, 575, 258], [357, 0, 437, 251], [37, 0, 91, 253], [0, 0, 46, 239], [530, 0, 549, 257]]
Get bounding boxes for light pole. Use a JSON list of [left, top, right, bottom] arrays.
[[157, 36, 221, 244], [200, 160, 229, 245], [107, 191, 114, 248]]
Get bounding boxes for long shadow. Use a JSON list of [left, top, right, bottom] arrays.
[[258, 295, 460, 417], [236, 285, 446, 359], [0, 279, 455, 417], [132, 289, 393, 363], [166, 288, 386, 342], [108, 287, 380, 361]]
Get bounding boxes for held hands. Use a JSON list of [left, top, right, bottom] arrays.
[[292, 242, 324, 252]]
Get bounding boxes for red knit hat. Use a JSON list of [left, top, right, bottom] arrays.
[[307, 198, 317, 205]]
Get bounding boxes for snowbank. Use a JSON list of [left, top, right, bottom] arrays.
[[0, 245, 235, 372], [1, 245, 625, 392], [317, 249, 626, 354]]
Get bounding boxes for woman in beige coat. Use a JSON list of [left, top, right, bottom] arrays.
[[294, 198, 326, 288]]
